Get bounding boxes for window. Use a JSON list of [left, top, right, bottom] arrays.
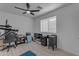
[[40, 19, 48, 32], [40, 16, 56, 33]]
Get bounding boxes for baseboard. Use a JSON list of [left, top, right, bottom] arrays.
[[56, 48, 78, 56]]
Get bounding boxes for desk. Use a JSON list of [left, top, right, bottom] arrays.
[[41, 36, 47, 46], [15, 36, 26, 46], [34, 33, 42, 42]]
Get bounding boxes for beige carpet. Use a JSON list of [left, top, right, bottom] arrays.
[[0, 42, 76, 56]]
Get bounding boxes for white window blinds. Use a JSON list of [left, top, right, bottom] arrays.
[[40, 16, 56, 33]]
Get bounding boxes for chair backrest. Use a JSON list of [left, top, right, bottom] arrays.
[[3, 31, 17, 43], [27, 35, 32, 43], [26, 32, 31, 36]]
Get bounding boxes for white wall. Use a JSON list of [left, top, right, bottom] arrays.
[[0, 11, 34, 35], [33, 4, 79, 55]]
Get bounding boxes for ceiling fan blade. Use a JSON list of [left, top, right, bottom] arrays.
[[0, 25, 6, 27], [30, 10, 40, 12], [0, 28, 18, 32], [26, 3, 30, 9], [30, 12, 34, 16], [6, 19, 8, 25], [23, 12, 26, 14], [0, 25, 12, 27], [15, 6, 27, 11]]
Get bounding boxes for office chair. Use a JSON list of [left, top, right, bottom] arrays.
[[26, 32, 33, 43], [2, 31, 18, 51], [48, 35, 57, 51]]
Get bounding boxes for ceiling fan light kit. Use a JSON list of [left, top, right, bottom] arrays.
[[26, 11, 31, 14]]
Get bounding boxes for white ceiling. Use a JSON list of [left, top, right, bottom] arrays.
[[0, 3, 67, 18]]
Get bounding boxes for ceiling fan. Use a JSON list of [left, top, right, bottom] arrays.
[[0, 19, 12, 28], [15, 3, 40, 16]]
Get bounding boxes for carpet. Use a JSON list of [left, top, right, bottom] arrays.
[[20, 50, 36, 56]]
